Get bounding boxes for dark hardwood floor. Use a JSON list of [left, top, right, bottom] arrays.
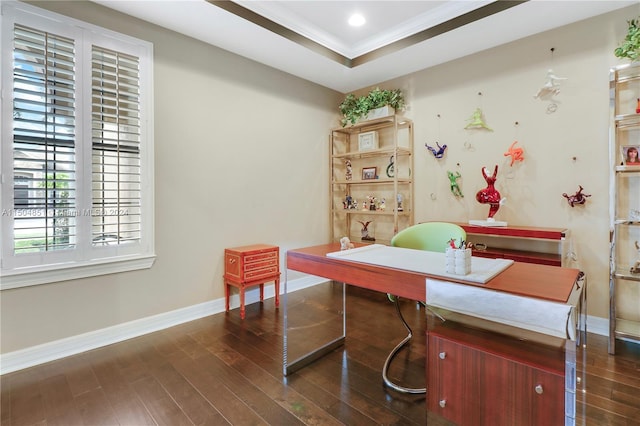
[[1, 284, 639, 425]]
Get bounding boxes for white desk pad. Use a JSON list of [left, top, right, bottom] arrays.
[[426, 278, 577, 340], [326, 244, 513, 284]]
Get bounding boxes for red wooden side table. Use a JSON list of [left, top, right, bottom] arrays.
[[224, 244, 280, 319]]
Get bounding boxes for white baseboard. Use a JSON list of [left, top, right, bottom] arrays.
[[585, 314, 609, 337], [0, 275, 325, 375], [0, 275, 609, 375]]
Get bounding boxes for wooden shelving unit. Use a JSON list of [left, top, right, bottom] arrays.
[[608, 62, 640, 354], [330, 115, 414, 245]]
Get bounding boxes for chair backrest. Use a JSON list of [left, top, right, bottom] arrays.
[[391, 222, 466, 253]]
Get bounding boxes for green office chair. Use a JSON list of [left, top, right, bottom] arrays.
[[383, 222, 467, 394]]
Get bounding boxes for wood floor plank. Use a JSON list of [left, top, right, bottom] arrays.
[[45, 407, 85, 426], [213, 342, 343, 425], [161, 329, 211, 361], [299, 356, 415, 425], [39, 374, 78, 420], [74, 387, 120, 425], [170, 355, 262, 425], [286, 373, 378, 425], [89, 347, 155, 425], [314, 350, 426, 424], [1, 285, 639, 425], [60, 354, 102, 398], [190, 349, 305, 425], [130, 375, 193, 426], [105, 341, 153, 385], [215, 323, 391, 425], [5, 370, 46, 426], [1, 375, 12, 424], [150, 361, 226, 425]]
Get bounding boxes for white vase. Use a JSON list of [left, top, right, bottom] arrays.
[[445, 248, 471, 275], [363, 106, 395, 121]]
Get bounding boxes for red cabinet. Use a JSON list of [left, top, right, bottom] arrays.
[[224, 244, 280, 319], [427, 321, 565, 425]]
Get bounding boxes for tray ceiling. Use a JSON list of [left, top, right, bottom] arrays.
[[93, 0, 637, 92]]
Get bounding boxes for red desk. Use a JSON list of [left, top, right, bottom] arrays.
[[286, 243, 580, 303], [283, 243, 586, 425]]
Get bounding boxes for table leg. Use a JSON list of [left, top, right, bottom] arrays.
[[240, 286, 246, 319], [224, 280, 230, 312], [275, 278, 280, 308], [283, 274, 346, 376]]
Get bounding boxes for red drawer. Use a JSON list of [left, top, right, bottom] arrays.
[[224, 244, 279, 284]]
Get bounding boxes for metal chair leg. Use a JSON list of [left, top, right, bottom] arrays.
[[382, 297, 426, 394]]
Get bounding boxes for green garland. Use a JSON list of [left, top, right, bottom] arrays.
[[338, 87, 405, 127], [614, 18, 640, 61]]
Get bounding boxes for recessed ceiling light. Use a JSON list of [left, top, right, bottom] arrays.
[[348, 13, 365, 27]]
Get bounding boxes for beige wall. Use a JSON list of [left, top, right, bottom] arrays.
[[378, 4, 639, 321], [0, 1, 341, 353], [1, 1, 638, 355]]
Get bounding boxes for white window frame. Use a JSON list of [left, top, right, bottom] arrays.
[[1, 2, 155, 289]]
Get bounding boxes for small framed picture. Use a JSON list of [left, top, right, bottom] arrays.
[[621, 145, 640, 166], [362, 167, 377, 180], [358, 131, 379, 151]]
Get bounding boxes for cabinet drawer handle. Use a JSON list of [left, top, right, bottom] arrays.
[[535, 384, 543, 394], [439, 399, 446, 408], [229, 258, 236, 264], [438, 351, 446, 360]]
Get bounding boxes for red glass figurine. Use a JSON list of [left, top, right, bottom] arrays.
[[476, 165, 504, 219], [562, 185, 591, 207]]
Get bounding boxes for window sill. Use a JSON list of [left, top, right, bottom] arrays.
[[0, 254, 156, 290]]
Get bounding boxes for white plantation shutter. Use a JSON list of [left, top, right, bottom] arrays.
[[12, 24, 77, 253], [91, 47, 142, 246], [1, 3, 154, 288]]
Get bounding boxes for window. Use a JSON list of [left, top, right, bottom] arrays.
[[1, 3, 154, 289], [91, 47, 143, 247]]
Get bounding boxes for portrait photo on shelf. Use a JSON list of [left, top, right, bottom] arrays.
[[362, 167, 377, 180], [621, 145, 640, 166]]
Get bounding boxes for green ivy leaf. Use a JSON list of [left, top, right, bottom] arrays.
[[338, 87, 406, 127], [615, 17, 640, 61]]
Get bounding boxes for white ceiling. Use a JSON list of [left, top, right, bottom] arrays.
[[93, 0, 637, 93]]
